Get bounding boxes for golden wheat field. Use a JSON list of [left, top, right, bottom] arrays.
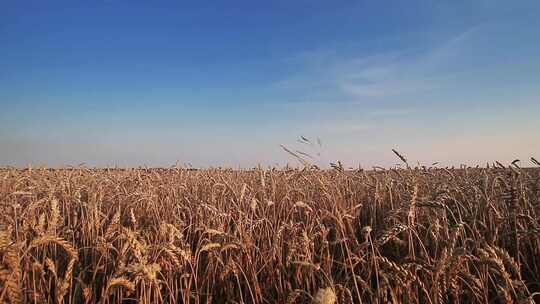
[[1, 164, 540, 303]]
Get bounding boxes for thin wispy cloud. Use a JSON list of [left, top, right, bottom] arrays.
[[365, 108, 418, 117], [277, 26, 481, 101], [265, 28, 483, 139], [340, 80, 434, 98]]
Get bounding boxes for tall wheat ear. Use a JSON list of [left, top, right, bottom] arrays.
[[0, 229, 22, 304], [313, 287, 337, 304]]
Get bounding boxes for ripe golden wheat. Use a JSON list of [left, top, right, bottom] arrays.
[[0, 165, 539, 303]]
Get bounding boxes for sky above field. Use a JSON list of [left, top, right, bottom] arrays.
[[1, 1, 540, 168]]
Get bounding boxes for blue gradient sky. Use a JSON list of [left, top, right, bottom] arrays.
[[1, 1, 539, 168]]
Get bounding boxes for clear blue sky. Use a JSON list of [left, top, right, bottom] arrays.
[[1, 1, 539, 168]]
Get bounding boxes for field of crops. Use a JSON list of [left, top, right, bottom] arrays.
[[1, 165, 539, 303]]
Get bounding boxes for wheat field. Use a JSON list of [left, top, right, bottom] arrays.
[[1, 163, 539, 303]]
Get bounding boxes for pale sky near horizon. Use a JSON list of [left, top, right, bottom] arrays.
[[1, 1, 539, 168]]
